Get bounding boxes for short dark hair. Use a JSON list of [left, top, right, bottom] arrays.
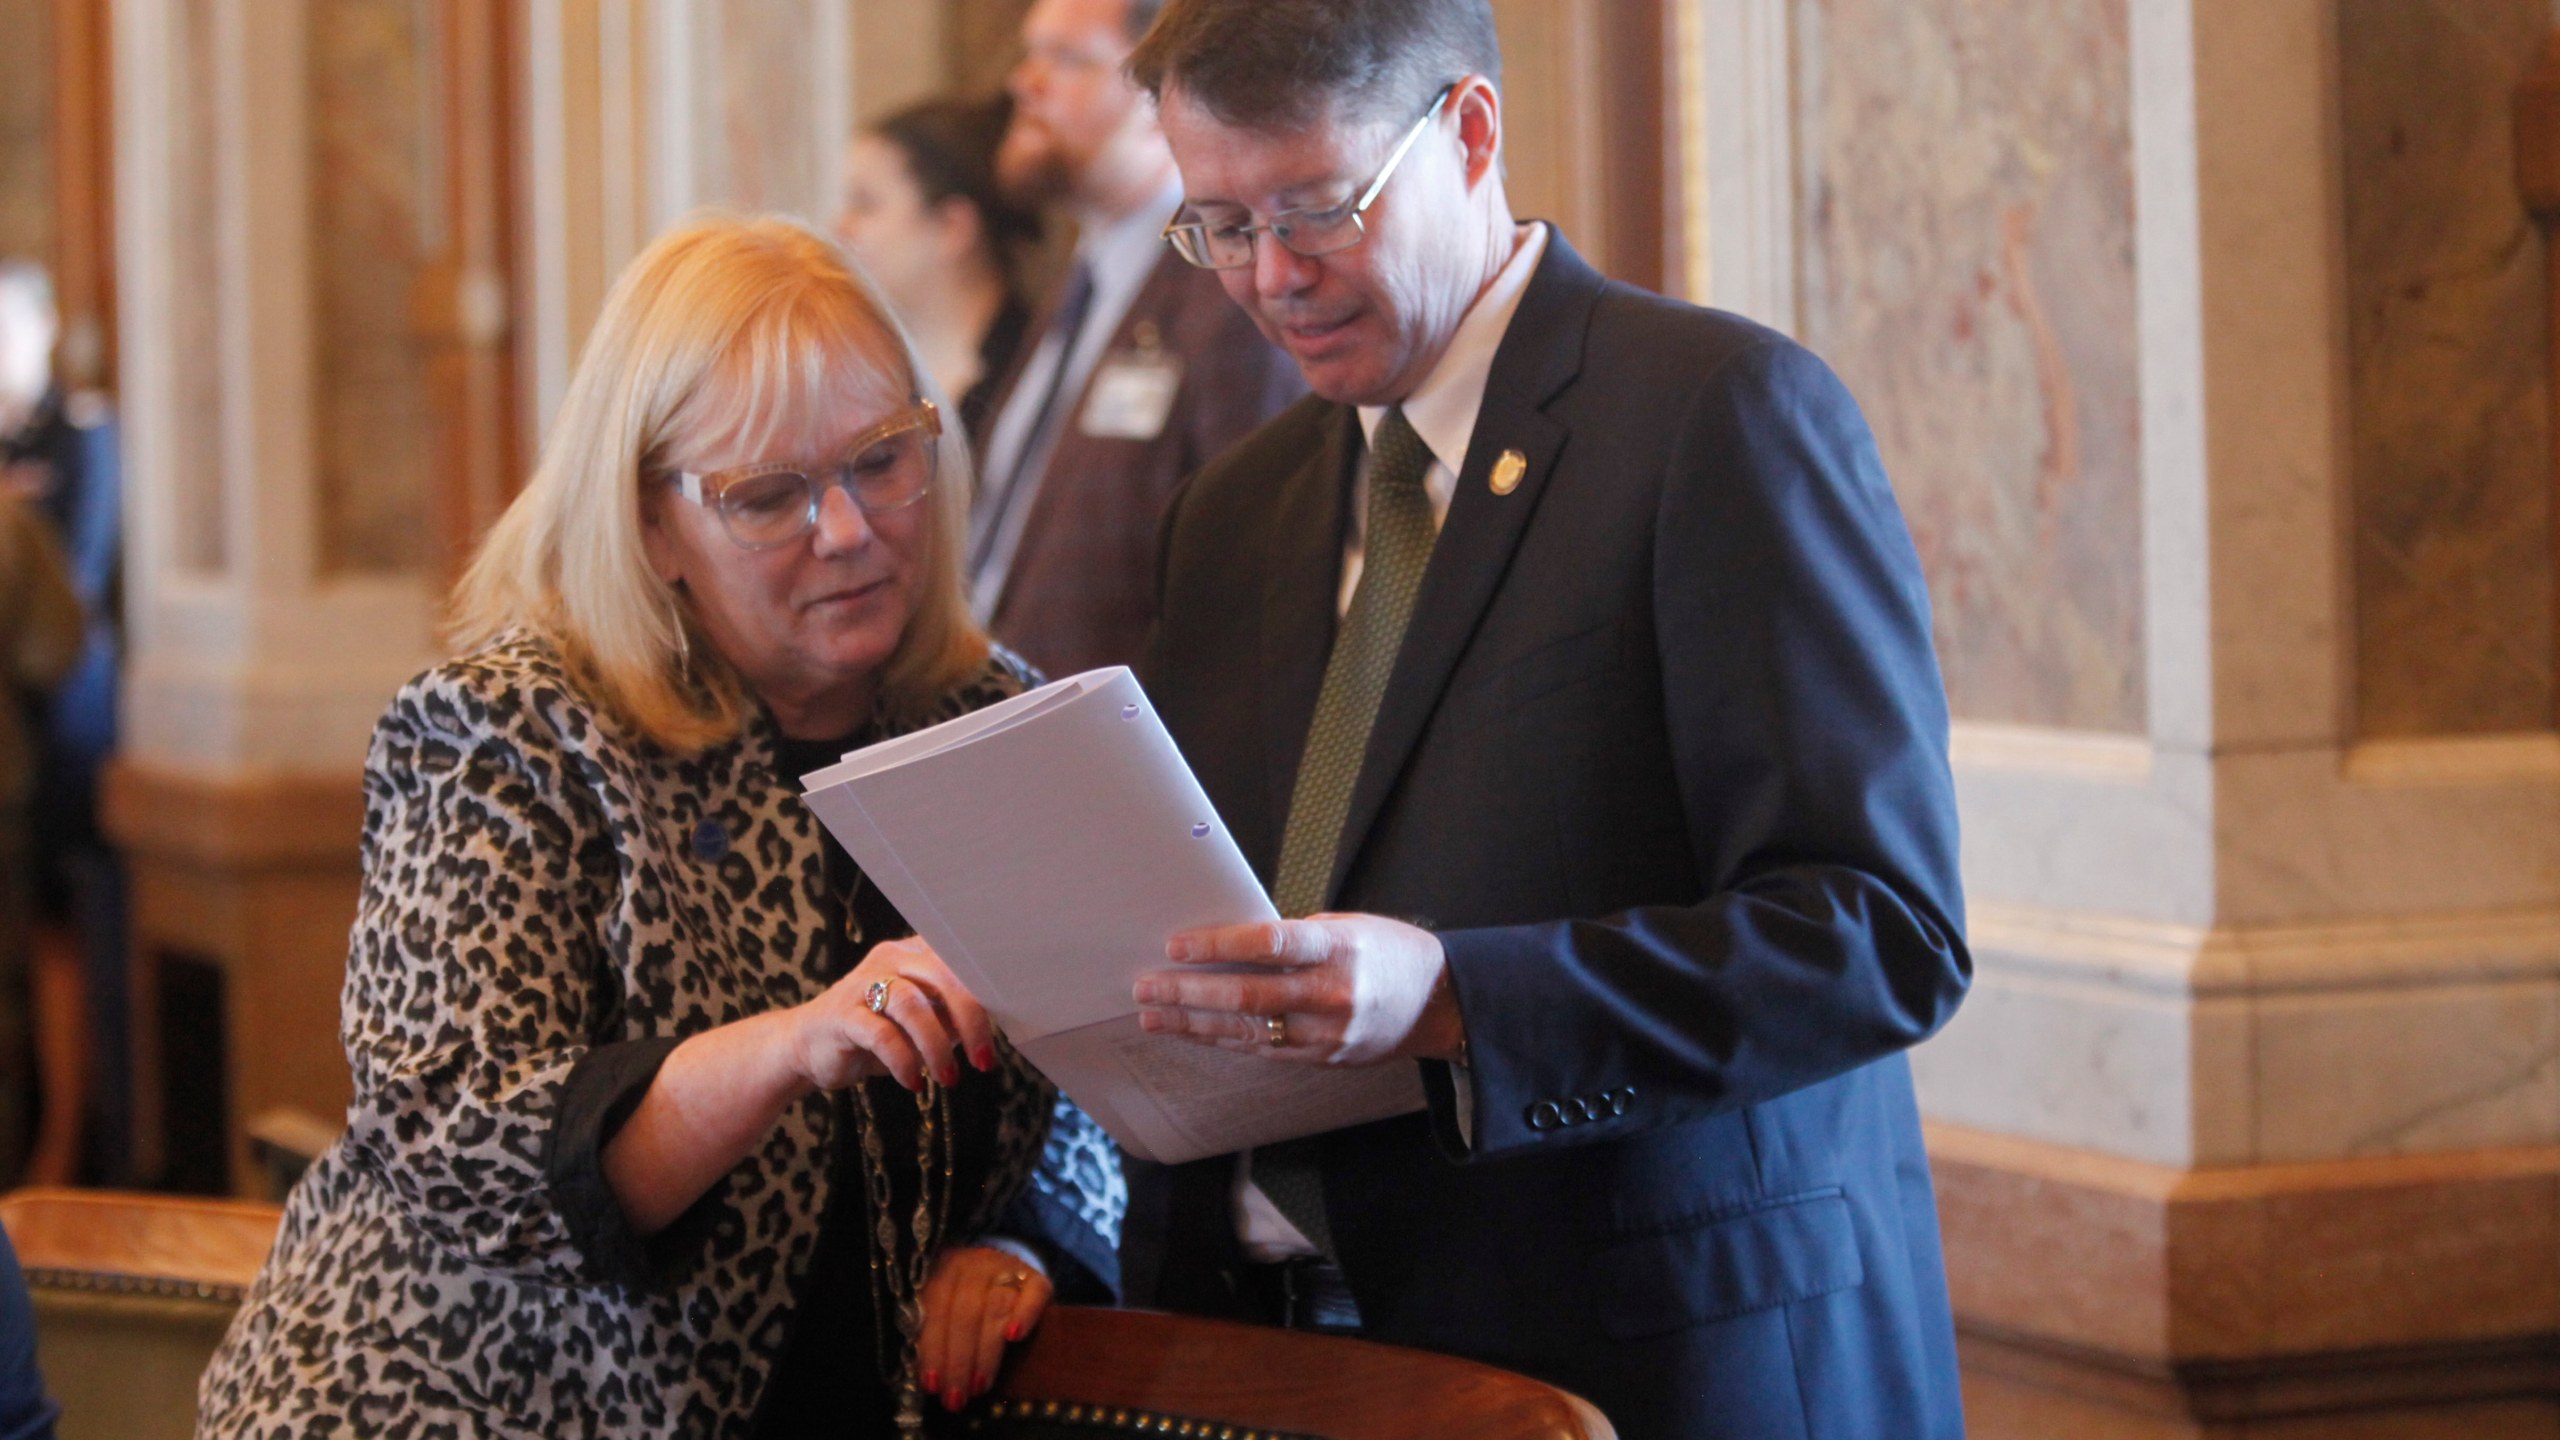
[[871, 92, 1043, 256], [1127, 0, 1499, 132]]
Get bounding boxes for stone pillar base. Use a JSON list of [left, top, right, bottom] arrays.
[[102, 759, 363, 1196], [1932, 1122, 2560, 1437]]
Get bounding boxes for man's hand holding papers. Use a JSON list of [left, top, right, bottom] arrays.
[[1133, 914, 1468, 1065]]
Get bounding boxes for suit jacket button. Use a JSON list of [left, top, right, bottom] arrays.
[[1606, 1088, 1633, 1116], [1572, 1095, 1602, 1123], [1527, 1101, 1564, 1131]]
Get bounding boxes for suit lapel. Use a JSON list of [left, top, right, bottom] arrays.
[[1255, 406, 1358, 880], [1321, 231, 1611, 905]]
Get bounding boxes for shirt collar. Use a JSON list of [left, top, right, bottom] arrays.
[[1356, 221, 1549, 475]]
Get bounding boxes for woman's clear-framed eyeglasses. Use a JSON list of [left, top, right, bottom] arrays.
[[1162, 83, 1457, 271], [670, 399, 941, 551]]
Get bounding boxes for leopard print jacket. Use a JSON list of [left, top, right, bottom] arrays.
[[197, 633, 1123, 1438]]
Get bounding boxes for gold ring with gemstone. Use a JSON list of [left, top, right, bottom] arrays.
[[866, 979, 893, 1015], [994, 1270, 1030, 1289], [1263, 1013, 1288, 1046]]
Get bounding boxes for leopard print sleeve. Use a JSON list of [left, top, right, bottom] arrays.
[[335, 658, 620, 1283], [1010, 1092, 1127, 1300]]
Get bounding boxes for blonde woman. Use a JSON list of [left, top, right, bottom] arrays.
[[199, 215, 1120, 1439]]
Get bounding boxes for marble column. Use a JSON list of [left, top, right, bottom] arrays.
[[1685, 0, 2560, 1432]]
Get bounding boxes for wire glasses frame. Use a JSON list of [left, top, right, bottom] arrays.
[[1162, 83, 1458, 271], [670, 399, 941, 551]]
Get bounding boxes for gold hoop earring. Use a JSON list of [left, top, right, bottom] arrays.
[[667, 594, 691, 668]]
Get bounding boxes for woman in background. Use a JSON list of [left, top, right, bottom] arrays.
[[198, 214, 1119, 1439], [836, 93, 1040, 448]]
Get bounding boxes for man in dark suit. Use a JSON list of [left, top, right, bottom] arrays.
[[971, 0, 1302, 678], [1120, 3, 1971, 1436]]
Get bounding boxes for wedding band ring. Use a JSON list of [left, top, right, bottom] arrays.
[[866, 979, 893, 1015], [994, 1270, 1030, 1289], [1263, 1013, 1288, 1047]]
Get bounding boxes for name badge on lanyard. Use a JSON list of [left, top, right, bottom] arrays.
[[1079, 321, 1184, 441]]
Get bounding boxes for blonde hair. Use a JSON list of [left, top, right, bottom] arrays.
[[450, 212, 987, 752]]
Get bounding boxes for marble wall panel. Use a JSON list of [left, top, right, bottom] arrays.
[[710, 0, 831, 217], [171, 0, 227, 573], [2341, 0, 2557, 738], [2250, 978, 2560, 1162], [1908, 958, 2215, 1167], [1795, 0, 2145, 733], [308, 0, 435, 575], [0, 0, 50, 269]]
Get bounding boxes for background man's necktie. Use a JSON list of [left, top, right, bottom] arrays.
[[968, 260, 1096, 582]]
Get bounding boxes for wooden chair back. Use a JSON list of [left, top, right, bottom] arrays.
[[0, 1187, 282, 1440], [1, 1193, 1619, 1440], [988, 1306, 1616, 1440]]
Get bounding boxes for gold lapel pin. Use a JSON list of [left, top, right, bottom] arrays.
[[1489, 449, 1527, 495]]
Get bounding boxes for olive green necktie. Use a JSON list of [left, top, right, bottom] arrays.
[[1256, 405, 1439, 1256]]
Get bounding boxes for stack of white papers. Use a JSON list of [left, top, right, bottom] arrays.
[[799, 667, 1423, 1164]]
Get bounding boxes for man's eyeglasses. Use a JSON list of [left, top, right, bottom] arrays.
[[1163, 83, 1457, 271], [670, 400, 941, 551]]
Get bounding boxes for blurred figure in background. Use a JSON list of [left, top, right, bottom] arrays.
[[0, 484, 82, 1188], [964, 0, 1302, 679], [0, 258, 122, 1188], [837, 93, 1043, 451]]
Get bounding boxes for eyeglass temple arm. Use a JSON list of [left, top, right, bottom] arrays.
[[1354, 83, 1458, 211]]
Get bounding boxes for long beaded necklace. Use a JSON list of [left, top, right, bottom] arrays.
[[844, 871, 957, 1439], [849, 1077, 953, 1438]]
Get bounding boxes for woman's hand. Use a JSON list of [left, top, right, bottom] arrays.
[[917, 1244, 1054, 1412], [790, 936, 1001, 1093]]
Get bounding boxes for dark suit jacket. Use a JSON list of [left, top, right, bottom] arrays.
[[1132, 230, 1971, 1440], [984, 249, 1303, 678]]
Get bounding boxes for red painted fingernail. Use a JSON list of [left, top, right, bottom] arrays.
[[973, 1045, 996, 1071], [923, 1369, 939, 1394], [973, 1373, 988, 1395], [945, 1388, 964, 1411], [1005, 1322, 1024, 1342]]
